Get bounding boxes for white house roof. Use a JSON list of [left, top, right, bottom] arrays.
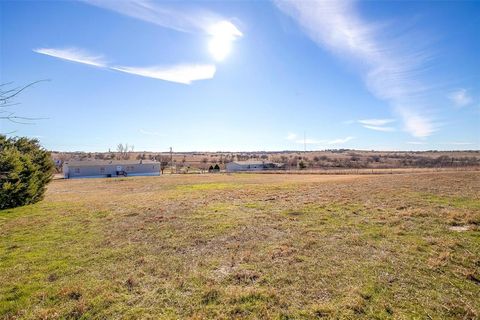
[[64, 160, 158, 167], [230, 160, 273, 165]]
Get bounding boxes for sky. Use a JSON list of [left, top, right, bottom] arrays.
[[1, 0, 479, 152]]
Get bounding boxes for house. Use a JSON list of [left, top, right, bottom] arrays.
[[226, 160, 285, 172], [63, 160, 160, 179]]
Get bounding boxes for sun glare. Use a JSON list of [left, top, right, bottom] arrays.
[[208, 20, 242, 61], [209, 37, 232, 61]]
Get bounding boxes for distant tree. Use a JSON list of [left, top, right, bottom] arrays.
[[237, 154, 249, 161], [116, 143, 133, 160], [201, 157, 209, 172], [289, 157, 298, 168], [298, 160, 307, 170], [157, 155, 170, 174], [0, 135, 54, 209], [370, 155, 380, 163]]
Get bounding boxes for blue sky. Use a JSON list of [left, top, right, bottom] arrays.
[[1, 0, 479, 152]]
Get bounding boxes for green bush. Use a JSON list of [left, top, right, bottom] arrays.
[[0, 135, 54, 209], [298, 160, 307, 170]]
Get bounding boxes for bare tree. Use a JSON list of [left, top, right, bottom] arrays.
[[201, 157, 208, 173], [116, 143, 132, 160], [1, 81, 48, 132]]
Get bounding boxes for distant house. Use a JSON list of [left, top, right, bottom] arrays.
[[226, 160, 285, 172], [63, 160, 160, 179]]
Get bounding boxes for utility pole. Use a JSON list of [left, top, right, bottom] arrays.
[[170, 147, 173, 174], [304, 132, 306, 153]]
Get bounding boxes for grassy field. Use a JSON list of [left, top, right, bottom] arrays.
[[1, 172, 479, 319]]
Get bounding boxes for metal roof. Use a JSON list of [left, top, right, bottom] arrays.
[[230, 160, 273, 165], [64, 160, 159, 167]]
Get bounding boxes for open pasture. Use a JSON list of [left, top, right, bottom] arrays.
[[1, 172, 479, 319]]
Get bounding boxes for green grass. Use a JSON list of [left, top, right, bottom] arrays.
[[1, 172, 479, 319], [421, 193, 480, 210]]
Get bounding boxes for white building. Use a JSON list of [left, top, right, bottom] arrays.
[[63, 160, 160, 179], [226, 160, 284, 172]]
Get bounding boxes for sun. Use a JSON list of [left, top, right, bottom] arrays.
[[209, 36, 232, 61], [208, 20, 242, 61]]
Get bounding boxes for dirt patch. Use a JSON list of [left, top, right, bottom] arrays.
[[449, 225, 472, 232]]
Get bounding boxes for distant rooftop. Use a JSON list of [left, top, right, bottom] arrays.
[[64, 160, 158, 167], [231, 160, 273, 165]]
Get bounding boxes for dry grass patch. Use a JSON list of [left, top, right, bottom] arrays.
[[1, 172, 479, 319]]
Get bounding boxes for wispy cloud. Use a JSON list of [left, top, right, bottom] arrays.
[[34, 47, 215, 84], [33, 47, 107, 67], [361, 125, 395, 132], [112, 64, 216, 84], [448, 89, 473, 108], [358, 119, 395, 126], [357, 118, 395, 132], [395, 108, 436, 137], [82, 0, 243, 62], [83, 0, 220, 34], [82, 0, 243, 55], [275, 1, 437, 137], [35, 1, 243, 84]]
